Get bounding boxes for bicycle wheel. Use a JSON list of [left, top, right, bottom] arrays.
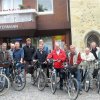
[[50, 73, 57, 94], [31, 68, 38, 85], [37, 71, 46, 91], [0, 74, 10, 96], [84, 73, 90, 92], [67, 78, 79, 100], [12, 73, 26, 91], [97, 72, 100, 94]]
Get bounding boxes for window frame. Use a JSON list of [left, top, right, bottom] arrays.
[[2, 0, 23, 11], [37, 0, 54, 15]]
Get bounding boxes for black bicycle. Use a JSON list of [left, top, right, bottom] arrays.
[[48, 60, 79, 100], [9, 61, 26, 91], [31, 60, 46, 91], [95, 61, 100, 94], [63, 66, 79, 100]]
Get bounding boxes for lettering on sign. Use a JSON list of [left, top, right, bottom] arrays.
[[0, 25, 18, 30]]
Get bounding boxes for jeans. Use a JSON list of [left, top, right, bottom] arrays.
[[0, 67, 9, 76], [15, 63, 25, 72], [69, 67, 82, 91]]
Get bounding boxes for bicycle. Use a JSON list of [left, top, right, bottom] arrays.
[[63, 65, 79, 100], [82, 61, 94, 92], [48, 60, 60, 94], [9, 61, 26, 91], [0, 62, 10, 96], [31, 60, 46, 91], [48, 59, 79, 100], [95, 60, 100, 94]]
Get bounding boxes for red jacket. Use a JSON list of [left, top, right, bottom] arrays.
[[69, 52, 82, 65], [47, 49, 66, 69]]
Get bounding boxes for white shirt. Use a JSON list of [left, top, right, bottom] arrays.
[[56, 50, 60, 55], [81, 52, 95, 61]]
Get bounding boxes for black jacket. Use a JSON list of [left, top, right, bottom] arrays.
[[34, 49, 47, 63], [23, 45, 35, 61]]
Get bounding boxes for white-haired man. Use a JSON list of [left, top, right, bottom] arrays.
[[81, 47, 95, 89], [47, 42, 66, 90]]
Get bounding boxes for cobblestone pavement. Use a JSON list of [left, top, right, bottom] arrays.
[[0, 74, 100, 100]]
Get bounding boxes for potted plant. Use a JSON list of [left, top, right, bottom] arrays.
[[19, 4, 24, 9]]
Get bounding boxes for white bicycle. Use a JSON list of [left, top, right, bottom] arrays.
[[0, 64, 10, 96]]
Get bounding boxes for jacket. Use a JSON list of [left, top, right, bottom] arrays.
[[0, 50, 11, 63], [47, 49, 66, 69], [68, 51, 82, 65], [23, 45, 35, 61], [34, 49, 47, 63]]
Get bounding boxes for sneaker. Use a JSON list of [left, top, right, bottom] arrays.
[[60, 87, 63, 90], [45, 84, 49, 87], [79, 90, 82, 95]]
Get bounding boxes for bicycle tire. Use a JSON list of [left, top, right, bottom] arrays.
[[37, 71, 46, 91], [50, 73, 57, 94], [97, 72, 100, 94], [31, 68, 38, 85], [67, 78, 79, 100], [0, 74, 10, 96], [84, 73, 90, 92], [12, 73, 26, 91]]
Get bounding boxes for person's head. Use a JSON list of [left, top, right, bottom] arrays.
[[2, 43, 7, 51], [39, 44, 44, 51], [15, 41, 20, 49], [64, 44, 68, 51], [85, 47, 90, 55], [26, 38, 31, 45], [70, 45, 76, 53], [10, 43, 15, 50], [90, 42, 97, 49], [39, 39, 44, 46], [55, 42, 60, 51]]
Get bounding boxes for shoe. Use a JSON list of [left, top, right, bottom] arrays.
[[60, 87, 63, 90], [89, 87, 93, 90], [45, 84, 49, 87], [79, 90, 82, 95]]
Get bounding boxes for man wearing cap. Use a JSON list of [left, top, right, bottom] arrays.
[[23, 38, 36, 75]]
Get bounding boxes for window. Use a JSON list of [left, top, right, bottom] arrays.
[[37, 0, 53, 14], [2, 0, 22, 10]]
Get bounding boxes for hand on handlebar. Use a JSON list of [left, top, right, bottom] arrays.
[[33, 59, 38, 63]]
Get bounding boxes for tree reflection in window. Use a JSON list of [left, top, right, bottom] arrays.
[[38, 4, 48, 12], [38, 0, 53, 13]]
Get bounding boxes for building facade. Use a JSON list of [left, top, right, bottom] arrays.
[[70, 0, 100, 51], [0, 0, 71, 50]]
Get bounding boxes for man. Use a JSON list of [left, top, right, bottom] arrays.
[[13, 41, 24, 70], [9, 43, 15, 60], [68, 45, 82, 93], [39, 39, 49, 78], [90, 42, 100, 60], [0, 43, 11, 75], [63, 44, 69, 62], [90, 42, 100, 78], [39, 39, 49, 54], [23, 38, 35, 74], [81, 48, 95, 89], [34, 44, 47, 63], [47, 42, 66, 90], [34, 44, 47, 70]]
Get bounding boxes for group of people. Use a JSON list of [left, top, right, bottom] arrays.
[[0, 38, 100, 94]]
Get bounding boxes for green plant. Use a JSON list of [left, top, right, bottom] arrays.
[[19, 4, 24, 9]]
